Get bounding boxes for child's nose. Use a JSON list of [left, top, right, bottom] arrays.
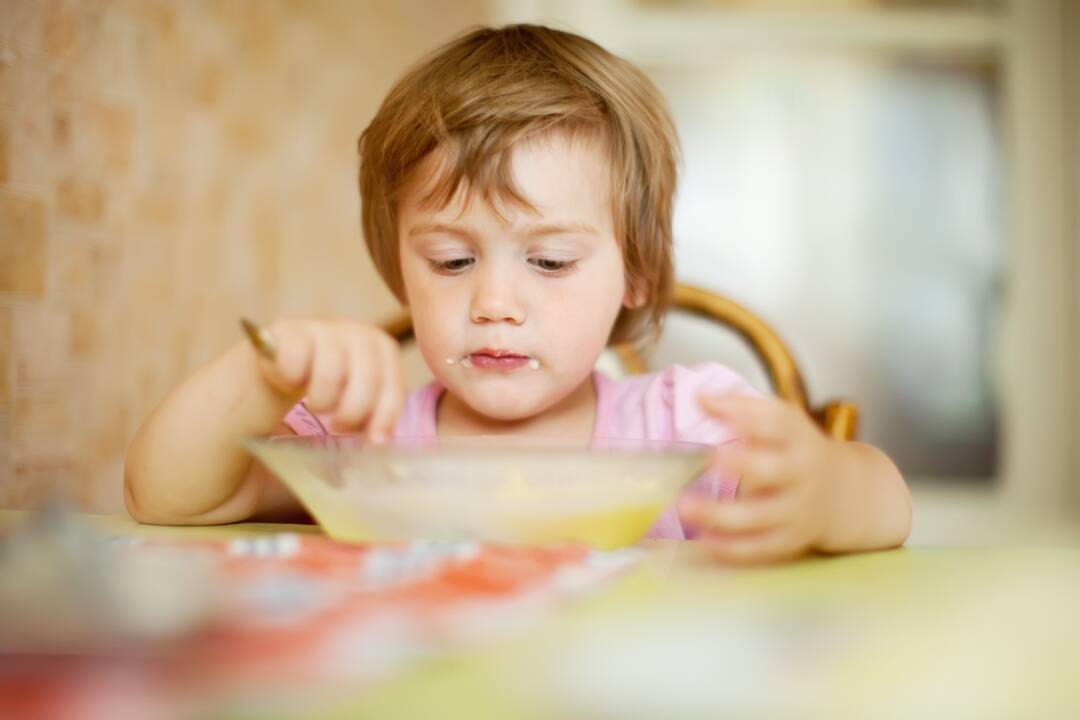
[[469, 267, 526, 325]]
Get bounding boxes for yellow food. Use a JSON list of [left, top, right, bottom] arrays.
[[509, 504, 666, 549]]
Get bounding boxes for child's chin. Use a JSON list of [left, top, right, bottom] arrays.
[[459, 386, 551, 422]]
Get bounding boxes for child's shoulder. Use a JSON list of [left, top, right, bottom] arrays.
[[596, 362, 760, 444]]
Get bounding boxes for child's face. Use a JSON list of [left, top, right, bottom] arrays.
[[397, 133, 632, 421]]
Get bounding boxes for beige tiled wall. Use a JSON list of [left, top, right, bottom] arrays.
[[0, 0, 488, 512]]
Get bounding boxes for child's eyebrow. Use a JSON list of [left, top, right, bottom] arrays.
[[407, 222, 476, 240], [407, 220, 599, 239], [518, 221, 600, 237]]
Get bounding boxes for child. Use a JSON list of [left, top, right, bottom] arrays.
[[124, 24, 910, 563]]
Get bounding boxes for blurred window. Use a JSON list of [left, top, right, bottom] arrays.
[[499, 0, 1007, 481]]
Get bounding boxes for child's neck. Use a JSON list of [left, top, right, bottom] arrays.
[[436, 373, 597, 441]]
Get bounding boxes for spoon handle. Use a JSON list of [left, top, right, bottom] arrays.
[[240, 317, 278, 361]]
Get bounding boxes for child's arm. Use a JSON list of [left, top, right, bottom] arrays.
[[679, 395, 911, 564], [124, 320, 403, 526]]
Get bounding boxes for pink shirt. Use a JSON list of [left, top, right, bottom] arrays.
[[284, 362, 758, 539]]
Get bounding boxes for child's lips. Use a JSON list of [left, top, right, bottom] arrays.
[[472, 347, 523, 357], [469, 351, 530, 371]]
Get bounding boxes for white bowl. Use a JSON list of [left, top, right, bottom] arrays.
[[245, 435, 712, 549]]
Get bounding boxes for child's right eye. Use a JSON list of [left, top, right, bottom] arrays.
[[430, 258, 475, 274]]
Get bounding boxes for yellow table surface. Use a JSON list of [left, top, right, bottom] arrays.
[[4, 510, 1079, 719]]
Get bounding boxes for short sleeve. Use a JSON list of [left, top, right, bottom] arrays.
[[598, 361, 761, 446], [663, 362, 762, 447]]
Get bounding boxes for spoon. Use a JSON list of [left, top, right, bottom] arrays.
[[240, 317, 278, 361]]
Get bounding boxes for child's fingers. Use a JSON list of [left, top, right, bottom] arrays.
[[365, 335, 404, 443], [699, 528, 807, 565], [333, 334, 379, 429], [261, 322, 313, 394], [305, 327, 348, 412], [679, 494, 790, 535], [709, 444, 792, 493], [699, 394, 798, 447]]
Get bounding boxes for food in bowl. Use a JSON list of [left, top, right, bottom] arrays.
[[245, 435, 712, 549]]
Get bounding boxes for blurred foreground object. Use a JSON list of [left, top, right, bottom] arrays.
[[0, 504, 221, 654]]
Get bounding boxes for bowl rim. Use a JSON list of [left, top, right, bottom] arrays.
[[242, 434, 727, 458]]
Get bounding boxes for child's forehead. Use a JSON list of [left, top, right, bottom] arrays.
[[398, 131, 614, 228]]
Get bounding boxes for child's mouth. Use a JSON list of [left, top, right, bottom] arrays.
[[463, 349, 539, 372]]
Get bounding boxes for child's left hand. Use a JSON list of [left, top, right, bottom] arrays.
[[679, 394, 848, 564]]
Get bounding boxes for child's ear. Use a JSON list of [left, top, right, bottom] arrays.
[[623, 284, 647, 309]]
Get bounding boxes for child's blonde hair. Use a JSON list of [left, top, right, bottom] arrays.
[[359, 24, 679, 346]]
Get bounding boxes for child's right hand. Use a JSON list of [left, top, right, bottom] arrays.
[[255, 319, 404, 441]]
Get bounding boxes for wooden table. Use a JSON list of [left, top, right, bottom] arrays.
[[3, 511, 1079, 719]]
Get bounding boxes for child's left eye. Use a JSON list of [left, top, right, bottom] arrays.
[[529, 258, 575, 274]]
